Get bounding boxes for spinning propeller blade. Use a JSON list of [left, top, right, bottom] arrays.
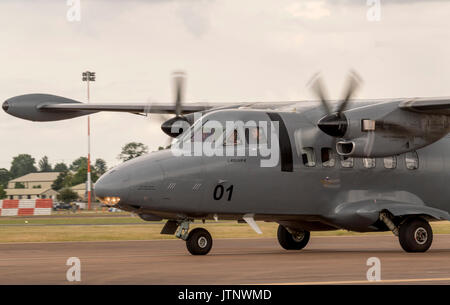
[[309, 71, 362, 138]]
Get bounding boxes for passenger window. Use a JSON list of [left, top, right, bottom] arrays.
[[302, 147, 316, 167], [321, 148, 335, 167], [384, 156, 397, 169], [340, 156, 354, 168], [405, 151, 419, 170], [363, 158, 376, 168]]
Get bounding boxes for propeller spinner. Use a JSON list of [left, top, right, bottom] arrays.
[[309, 71, 362, 138]]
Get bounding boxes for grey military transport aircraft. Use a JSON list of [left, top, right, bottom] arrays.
[[3, 71, 450, 255]]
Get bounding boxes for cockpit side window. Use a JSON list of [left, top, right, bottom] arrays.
[[245, 126, 267, 146], [223, 124, 269, 147], [191, 127, 217, 143], [224, 129, 243, 146], [179, 119, 224, 145]]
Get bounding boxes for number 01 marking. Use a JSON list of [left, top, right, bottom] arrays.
[[213, 185, 233, 201]]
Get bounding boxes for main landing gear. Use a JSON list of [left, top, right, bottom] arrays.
[[398, 217, 433, 252], [167, 220, 213, 255], [277, 225, 310, 250], [380, 213, 433, 252]]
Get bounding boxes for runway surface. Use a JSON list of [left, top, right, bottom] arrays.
[[0, 235, 449, 284]]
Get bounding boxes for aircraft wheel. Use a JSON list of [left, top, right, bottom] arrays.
[[186, 228, 213, 255], [277, 225, 310, 250], [398, 217, 433, 253]]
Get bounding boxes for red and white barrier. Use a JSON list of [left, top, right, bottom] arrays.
[[0, 199, 52, 216]]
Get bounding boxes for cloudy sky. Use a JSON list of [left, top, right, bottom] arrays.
[[0, 0, 449, 170]]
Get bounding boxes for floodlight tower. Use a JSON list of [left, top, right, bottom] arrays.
[[82, 71, 95, 210]]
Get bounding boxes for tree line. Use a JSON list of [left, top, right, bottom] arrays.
[[0, 141, 151, 199]]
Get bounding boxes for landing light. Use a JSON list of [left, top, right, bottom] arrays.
[[98, 196, 120, 205]]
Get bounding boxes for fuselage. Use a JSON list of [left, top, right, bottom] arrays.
[[94, 99, 450, 232]]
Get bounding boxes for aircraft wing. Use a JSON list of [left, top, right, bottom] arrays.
[[399, 97, 450, 115], [3, 93, 297, 122], [2, 93, 240, 122], [40, 102, 213, 114]]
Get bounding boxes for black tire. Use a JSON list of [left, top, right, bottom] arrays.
[[277, 225, 310, 250], [398, 217, 433, 253], [186, 228, 213, 255]]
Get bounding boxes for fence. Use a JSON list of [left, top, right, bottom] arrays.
[[0, 199, 53, 216]]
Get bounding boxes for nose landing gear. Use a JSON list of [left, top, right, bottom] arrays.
[[171, 220, 213, 255], [185, 228, 213, 255]]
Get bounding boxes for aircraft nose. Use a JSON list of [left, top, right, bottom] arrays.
[[95, 152, 168, 208], [94, 167, 130, 205], [2, 100, 9, 112]]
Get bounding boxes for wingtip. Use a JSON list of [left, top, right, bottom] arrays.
[[2, 100, 9, 112]]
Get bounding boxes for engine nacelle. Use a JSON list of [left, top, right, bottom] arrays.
[[336, 137, 416, 157], [321, 100, 450, 157]]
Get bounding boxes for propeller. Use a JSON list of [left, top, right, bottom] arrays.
[[309, 71, 409, 157], [160, 71, 190, 139], [309, 71, 362, 138], [143, 99, 173, 149], [173, 71, 185, 117], [143, 71, 190, 149], [336, 70, 362, 114]]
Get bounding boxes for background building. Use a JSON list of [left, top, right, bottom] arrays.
[[5, 172, 60, 200], [70, 183, 87, 201]]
